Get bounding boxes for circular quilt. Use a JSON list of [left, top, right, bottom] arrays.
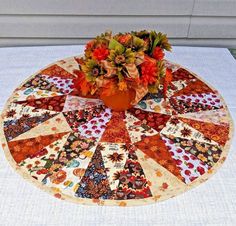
[[0, 56, 233, 207]]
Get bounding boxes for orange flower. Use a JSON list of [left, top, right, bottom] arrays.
[[118, 34, 132, 45], [85, 40, 95, 50], [140, 56, 158, 86], [152, 47, 164, 60], [92, 47, 109, 61]]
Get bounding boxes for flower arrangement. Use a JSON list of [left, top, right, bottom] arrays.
[[74, 30, 172, 111]]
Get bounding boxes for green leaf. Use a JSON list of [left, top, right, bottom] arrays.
[[157, 60, 166, 78], [151, 37, 160, 53], [109, 39, 125, 53], [86, 73, 96, 82], [149, 31, 172, 53], [133, 35, 144, 47], [117, 71, 124, 81]]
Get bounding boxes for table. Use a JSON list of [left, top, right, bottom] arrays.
[[0, 45, 235, 226]]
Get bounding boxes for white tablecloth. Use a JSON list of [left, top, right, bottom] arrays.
[[0, 46, 235, 226]]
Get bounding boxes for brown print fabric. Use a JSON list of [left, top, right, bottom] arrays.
[[15, 95, 67, 112]]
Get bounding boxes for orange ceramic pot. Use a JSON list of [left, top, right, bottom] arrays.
[[100, 89, 136, 111]]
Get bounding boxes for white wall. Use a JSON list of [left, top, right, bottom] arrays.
[[0, 0, 236, 47]]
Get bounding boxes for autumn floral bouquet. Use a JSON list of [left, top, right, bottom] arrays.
[[74, 30, 172, 111]]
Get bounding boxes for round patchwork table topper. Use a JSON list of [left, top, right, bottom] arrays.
[[0, 57, 234, 206]]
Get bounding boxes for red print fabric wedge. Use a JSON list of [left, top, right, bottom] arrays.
[[128, 108, 171, 132], [113, 144, 152, 200], [179, 117, 230, 146], [135, 134, 184, 182], [39, 64, 76, 79], [172, 80, 214, 97], [15, 95, 67, 112], [7, 132, 69, 163], [172, 68, 196, 82], [100, 111, 131, 143]]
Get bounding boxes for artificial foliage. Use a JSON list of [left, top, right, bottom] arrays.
[[74, 30, 172, 103]]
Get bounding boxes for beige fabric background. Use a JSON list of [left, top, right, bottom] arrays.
[[0, 45, 235, 226]]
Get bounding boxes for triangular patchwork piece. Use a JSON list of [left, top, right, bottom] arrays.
[[75, 145, 113, 199], [178, 109, 229, 126], [63, 95, 103, 112], [11, 87, 63, 102], [135, 134, 184, 182], [165, 136, 222, 167], [100, 142, 127, 190], [113, 144, 152, 200], [161, 135, 209, 184], [135, 98, 173, 115], [124, 112, 158, 143], [21, 75, 62, 93], [135, 148, 186, 196], [100, 111, 131, 143], [41, 132, 97, 182], [39, 64, 76, 79], [128, 108, 171, 132], [172, 80, 214, 97], [15, 95, 67, 112], [41, 75, 74, 94], [7, 132, 69, 163], [3, 103, 57, 121], [56, 57, 80, 75], [167, 79, 193, 98], [77, 108, 111, 140], [179, 117, 230, 146], [172, 68, 196, 82], [41, 134, 97, 196], [18, 133, 70, 181], [169, 96, 221, 115], [53, 146, 97, 197], [63, 105, 107, 133], [11, 113, 72, 141], [161, 117, 217, 145], [3, 112, 57, 141], [174, 93, 223, 109]]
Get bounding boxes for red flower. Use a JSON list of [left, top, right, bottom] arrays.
[[140, 57, 158, 86], [152, 47, 164, 60], [92, 47, 109, 61]]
